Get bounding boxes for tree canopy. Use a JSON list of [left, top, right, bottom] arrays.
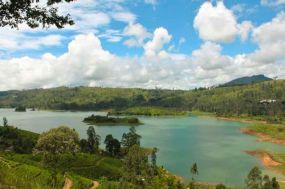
[[0, 0, 74, 28], [34, 126, 79, 154]]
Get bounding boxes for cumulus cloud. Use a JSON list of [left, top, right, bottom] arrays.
[[238, 21, 254, 41], [123, 23, 151, 47], [1, 30, 284, 91], [249, 12, 285, 64], [191, 42, 233, 70], [143, 27, 172, 58], [194, 1, 253, 43], [0, 33, 191, 90], [194, 1, 239, 43]]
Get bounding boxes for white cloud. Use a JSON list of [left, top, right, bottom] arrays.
[[0, 27, 64, 50], [250, 12, 285, 64], [98, 29, 123, 42], [123, 23, 151, 47], [1, 31, 285, 90], [238, 21, 254, 41], [191, 42, 233, 70], [194, 1, 239, 43], [112, 12, 137, 23], [144, 27, 172, 58], [194, 1, 254, 43]]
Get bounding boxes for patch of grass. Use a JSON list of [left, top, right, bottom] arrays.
[[0, 157, 65, 189], [1, 152, 123, 181], [248, 123, 285, 140]]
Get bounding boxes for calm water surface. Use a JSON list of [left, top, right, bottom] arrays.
[[1, 108, 284, 186]]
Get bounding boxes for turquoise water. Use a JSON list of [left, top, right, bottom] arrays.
[[0, 108, 285, 186]]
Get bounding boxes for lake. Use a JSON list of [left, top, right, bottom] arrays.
[[1, 108, 284, 186]]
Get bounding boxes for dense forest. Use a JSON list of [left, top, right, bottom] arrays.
[[0, 80, 284, 119]]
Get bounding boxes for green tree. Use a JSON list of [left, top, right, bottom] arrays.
[[3, 117, 8, 127], [104, 134, 121, 157], [0, 0, 74, 28], [272, 177, 280, 189], [216, 184, 227, 189], [79, 139, 89, 153], [34, 126, 79, 155], [87, 126, 100, 153], [262, 175, 272, 189], [121, 126, 141, 150], [33, 126, 79, 188], [122, 145, 150, 185], [151, 147, 158, 166], [246, 167, 262, 189]]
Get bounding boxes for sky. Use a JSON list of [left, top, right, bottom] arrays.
[[0, 0, 285, 90]]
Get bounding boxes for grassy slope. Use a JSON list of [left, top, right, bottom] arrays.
[[0, 156, 92, 189], [1, 152, 123, 181], [246, 123, 285, 140]]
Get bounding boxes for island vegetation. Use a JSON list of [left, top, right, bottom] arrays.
[[83, 115, 142, 125], [15, 106, 26, 112]]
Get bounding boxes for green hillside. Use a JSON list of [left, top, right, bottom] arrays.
[[0, 80, 284, 119]]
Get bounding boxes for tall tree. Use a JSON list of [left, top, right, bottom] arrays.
[[122, 145, 150, 185], [3, 117, 8, 127], [151, 147, 158, 167], [104, 134, 121, 156], [189, 162, 198, 189], [87, 126, 100, 153], [245, 167, 262, 189], [0, 0, 74, 29], [121, 126, 141, 150], [272, 177, 280, 189]]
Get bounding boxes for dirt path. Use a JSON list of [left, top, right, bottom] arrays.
[[63, 177, 73, 189], [246, 151, 281, 167], [91, 181, 99, 189]]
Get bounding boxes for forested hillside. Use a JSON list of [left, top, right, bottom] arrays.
[[0, 80, 284, 118]]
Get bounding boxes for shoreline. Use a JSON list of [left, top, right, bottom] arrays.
[[245, 150, 281, 167], [240, 128, 285, 146], [245, 150, 285, 184]]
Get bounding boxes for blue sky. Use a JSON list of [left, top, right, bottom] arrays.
[[0, 0, 285, 90]]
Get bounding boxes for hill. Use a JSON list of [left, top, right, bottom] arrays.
[[0, 80, 284, 120], [221, 74, 272, 87]]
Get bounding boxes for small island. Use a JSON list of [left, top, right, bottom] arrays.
[[15, 106, 26, 112], [83, 114, 142, 125]]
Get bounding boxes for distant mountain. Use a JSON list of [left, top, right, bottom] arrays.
[[222, 74, 272, 87]]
